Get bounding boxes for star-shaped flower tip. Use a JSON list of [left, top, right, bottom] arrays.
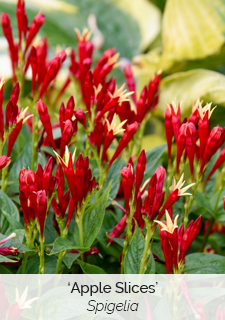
[[105, 114, 127, 135], [54, 146, 76, 168], [198, 101, 216, 120], [74, 28, 92, 42], [15, 286, 38, 310], [17, 107, 33, 124], [168, 101, 182, 116], [109, 83, 134, 103], [170, 173, 195, 196], [154, 210, 179, 234]]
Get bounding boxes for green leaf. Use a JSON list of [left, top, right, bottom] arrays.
[[0, 264, 12, 274], [102, 158, 124, 206], [184, 253, 225, 274], [0, 255, 17, 263], [144, 144, 167, 177], [194, 191, 215, 217], [1, 210, 23, 231], [0, 190, 20, 233], [77, 259, 106, 274], [62, 252, 80, 269], [49, 237, 89, 255], [162, 0, 225, 61], [75, 182, 111, 247], [108, 236, 124, 247], [124, 225, 155, 274], [159, 69, 225, 114]]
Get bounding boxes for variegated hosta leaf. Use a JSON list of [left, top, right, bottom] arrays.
[[158, 69, 225, 114], [162, 0, 225, 61], [114, 0, 162, 51]]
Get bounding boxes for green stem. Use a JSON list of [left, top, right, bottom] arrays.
[[21, 252, 28, 274], [39, 240, 45, 274], [139, 221, 154, 274], [121, 204, 135, 274], [55, 251, 65, 274], [31, 111, 38, 171], [184, 178, 201, 229], [76, 206, 84, 262], [1, 166, 8, 193]]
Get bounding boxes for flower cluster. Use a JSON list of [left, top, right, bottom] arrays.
[[1, 2, 66, 99], [164, 101, 225, 180], [19, 158, 58, 242], [155, 211, 202, 273]]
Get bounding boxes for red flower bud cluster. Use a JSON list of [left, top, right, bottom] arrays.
[[55, 149, 99, 224], [164, 101, 225, 180], [0, 80, 31, 157], [156, 212, 202, 273], [109, 151, 194, 244], [19, 158, 58, 240], [1, 2, 66, 99]]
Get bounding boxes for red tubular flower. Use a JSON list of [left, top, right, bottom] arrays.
[[0, 155, 11, 169], [170, 102, 181, 143], [42, 157, 53, 196], [10, 81, 20, 106], [205, 147, 225, 183], [188, 100, 199, 126], [75, 154, 85, 208], [121, 162, 134, 213], [124, 64, 137, 106], [176, 123, 187, 174], [179, 215, 202, 263], [30, 46, 37, 96], [7, 107, 33, 157], [147, 73, 161, 107], [36, 190, 47, 241], [185, 122, 197, 180], [55, 149, 77, 209], [69, 247, 99, 256], [107, 122, 139, 169], [198, 102, 216, 160], [5, 100, 18, 128], [36, 37, 48, 86], [136, 86, 148, 122], [200, 126, 225, 174], [17, 0, 28, 47], [60, 120, 73, 157], [88, 121, 104, 155], [164, 105, 173, 164], [36, 164, 43, 190], [65, 96, 75, 121], [0, 79, 5, 141], [24, 12, 45, 54], [38, 50, 66, 99], [1, 13, 17, 65], [64, 197, 75, 230], [74, 109, 86, 128], [134, 150, 146, 200], [108, 214, 127, 244], [37, 100, 57, 151], [83, 70, 94, 113], [159, 229, 173, 274]]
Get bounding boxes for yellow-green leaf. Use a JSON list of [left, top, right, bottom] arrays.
[[162, 0, 225, 61], [158, 69, 225, 114]]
